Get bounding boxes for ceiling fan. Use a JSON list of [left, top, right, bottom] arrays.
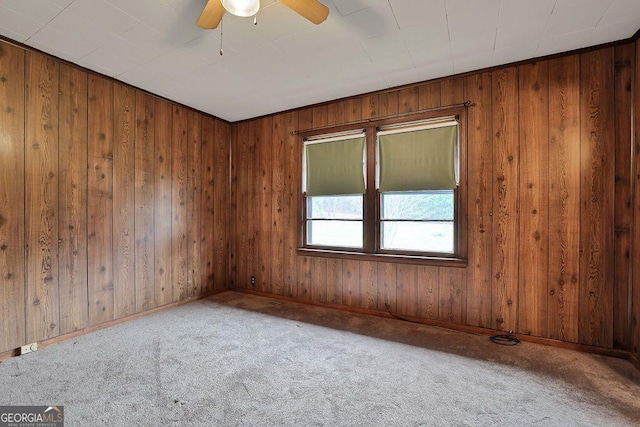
[[196, 0, 330, 29]]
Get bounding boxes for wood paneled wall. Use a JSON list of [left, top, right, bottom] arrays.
[[0, 41, 229, 354], [230, 41, 638, 351], [633, 41, 640, 359]]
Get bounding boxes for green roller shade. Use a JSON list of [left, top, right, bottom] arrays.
[[378, 125, 457, 192], [305, 136, 365, 196]]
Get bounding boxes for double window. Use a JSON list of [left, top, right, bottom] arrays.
[[301, 108, 466, 263]]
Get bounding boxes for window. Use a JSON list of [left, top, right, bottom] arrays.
[[303, 131, 366, 249], [301, 108, 466, 263], [306, 195, 363, 248], [380, 191, 454, 253]]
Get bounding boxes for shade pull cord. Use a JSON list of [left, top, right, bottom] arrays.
[[219, 17, 224, 56]]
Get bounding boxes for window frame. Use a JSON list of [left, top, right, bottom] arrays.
[[298, 107, 468, 267], [377, 190, 457, 257]]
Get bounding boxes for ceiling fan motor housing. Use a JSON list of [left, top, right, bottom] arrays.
[[222, 0, 260, 17]]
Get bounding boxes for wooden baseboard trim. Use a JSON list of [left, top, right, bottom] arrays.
[[0, 289, 226, 363], [629, 354, 640, 370], [231, 288, 632, 362]]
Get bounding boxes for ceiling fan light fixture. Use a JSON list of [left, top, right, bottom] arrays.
[[222, 0, 260, 17]]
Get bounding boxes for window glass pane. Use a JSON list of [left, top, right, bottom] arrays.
[[381, 221, 454, 253], [307, 195, 363, 219], [381, 191, 453, 220], [307, 220, 363, 248]]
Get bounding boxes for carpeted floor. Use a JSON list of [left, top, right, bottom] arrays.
[[1, 291, 639, 426]]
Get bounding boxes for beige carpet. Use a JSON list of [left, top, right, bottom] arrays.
[[1, 291, 639, 426]]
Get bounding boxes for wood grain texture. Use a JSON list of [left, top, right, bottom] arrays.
[[345, 98, 362, 123], [378, 91, 399, 117], [247, 120, 259, 290], [201, 116, 217, 292], [154, 99, 172, 305], [257, 117, 273, 293], [359, 261, 377, 310], [398, 87, 419, 113], [229, 122, 238, 288], [377, 262, 396, 312], [613, 44, 634, 349], [464, 72, 493, 328], [311, 257, 327, 303], [171, 106, 188, 301], [213, 119, 229, 291], [633, 40, 640, 357], [270, 114, 286, 295], [361, 94, 378, 120], [396, 264, 418, 316], [327, 101, 345, 126], [518, 61, 549, 337], [233, 121, 250, 290], [439, 267, 464, 323], [187, 111, 202, 297], [548, 55, 581, 343], [0, 43, 26, 352], [1, 40, 229, 352], [224, 42, 638, 353], [113, 83, 136, 318], [326, 258, 343, 305], [417, 266, 439, 320], [25, 52, 60, 342], [87, 75, 114, 325], [284, 112, 303, 296], [491, 67, 519, 332], [579, 49, 615, 348], [134, 92, 155, 313], [342, 259, 360, 307], [419, 82, 441, 110], [58, 64, 88, 334], [297, 256, 312, 300], [441, 77, 464, 105], [283, 111, 300, 297]]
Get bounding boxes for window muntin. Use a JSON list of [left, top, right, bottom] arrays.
[[306, 195, 363, 248], [303, 132, 366, 249], [379, 191, 455, 253], [300, 109, 465, 261], [376, 118, 458, 254]]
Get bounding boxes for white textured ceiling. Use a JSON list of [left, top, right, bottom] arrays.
[[1, 0, 639, 121]]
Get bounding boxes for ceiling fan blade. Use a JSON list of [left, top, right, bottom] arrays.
[[196, 0, 225, 29], [279, 0, 329, 25]]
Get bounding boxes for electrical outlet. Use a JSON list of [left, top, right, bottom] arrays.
[[251, 276, 256, 285], [20, 342, 38, 355]]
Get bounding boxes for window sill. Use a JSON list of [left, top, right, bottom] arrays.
[[296, 248, 468, 268]]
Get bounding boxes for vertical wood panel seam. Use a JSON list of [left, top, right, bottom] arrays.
[[629, 45, 636, 347], [546, 63, 551, 338], [22, 50, 27, 345], [84, 72, 89, 324], [228, 122, 233, 288], [56, 61, 61, 330], [578, 55, 583, 343], [109, 81, 115, 316], [516, 67, 521, 334]]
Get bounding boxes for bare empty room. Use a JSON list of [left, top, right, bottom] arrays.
[[1, 0, 640, 425]]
